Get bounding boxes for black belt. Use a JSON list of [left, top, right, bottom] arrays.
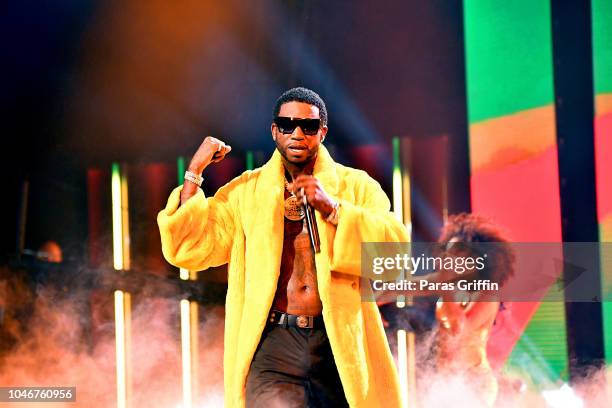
[[268, 310, 325, 329]]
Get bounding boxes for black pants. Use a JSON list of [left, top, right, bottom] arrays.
[[245, 325, 349, 408]]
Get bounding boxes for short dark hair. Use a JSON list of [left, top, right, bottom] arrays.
[[437, 213, 515, 286], [272, 87, 328, 126]]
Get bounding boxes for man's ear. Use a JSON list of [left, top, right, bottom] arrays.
[[320, 125, 328, 142], [271, 124, 277, 141]]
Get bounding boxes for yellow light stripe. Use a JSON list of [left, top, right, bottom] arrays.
[[180, 299, 192, 408], [406, 331, 417, 408], [402, 172, 413, 235], [114, 290, 127, 408], [124, 292, 132, 405], [120, 165, 131, 270], [111, 164, 123, 270], [393, 167, 403, 223], [179, 267, 199, 405], [189, 300, 199, 402], [397, 329, 408, 408]]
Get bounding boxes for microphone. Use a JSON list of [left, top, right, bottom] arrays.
[[301, 191, 321, 253]]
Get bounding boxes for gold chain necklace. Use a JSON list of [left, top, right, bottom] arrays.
[[284, 180, 305, 221]]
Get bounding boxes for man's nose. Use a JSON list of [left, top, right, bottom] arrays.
[[291, 126, 305, 139]]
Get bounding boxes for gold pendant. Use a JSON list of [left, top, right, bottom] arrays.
[[284, 195, 305, 221]]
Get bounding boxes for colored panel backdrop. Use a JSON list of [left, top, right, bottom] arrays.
[[464, 0, 567, 382], [592, 0, 612, 363]]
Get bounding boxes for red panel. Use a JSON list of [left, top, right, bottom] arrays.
[[345, 143, 393, 194], [471, 146, 562, 242], [202, 156, 244, 195], [130, 163, 174, 274], [471, 146, 563, 367], [595, 113, 612, 222]]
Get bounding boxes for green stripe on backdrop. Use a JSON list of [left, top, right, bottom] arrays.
[[464, 0, 555, 122], [593, 0, 612, 94], [507, 302, 568, 384], [604, 301, 612, 364], [177, 156, 185, 185], [246, 151, 254, 171]]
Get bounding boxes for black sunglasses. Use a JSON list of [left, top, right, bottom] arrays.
[[273, 117, 321, 136]]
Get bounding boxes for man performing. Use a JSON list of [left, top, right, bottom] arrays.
[[158, 87, 409, 407]]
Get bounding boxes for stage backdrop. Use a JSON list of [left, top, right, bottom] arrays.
[[464, 0, 567, 383]]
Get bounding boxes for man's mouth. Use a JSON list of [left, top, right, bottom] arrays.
[[288, 145, 307, 153]]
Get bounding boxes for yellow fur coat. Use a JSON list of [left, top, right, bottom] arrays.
[[158, 146, 409, 407]]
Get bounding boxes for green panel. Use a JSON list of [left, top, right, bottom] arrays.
[[605, 301, 612, 364], [392, 137, 400, 173], [593, 0, 612, 93], [506, 302, 568, 385], [177, 156, 185, 185], [246, 151, 254, 171], [464, 0, 555, 122]]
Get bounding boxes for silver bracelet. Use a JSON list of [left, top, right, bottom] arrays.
[[325, 201, 340, 225], [184, 170, 203, 187]]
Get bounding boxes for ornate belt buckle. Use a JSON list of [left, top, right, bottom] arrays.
[[296, 315, 310, 328]]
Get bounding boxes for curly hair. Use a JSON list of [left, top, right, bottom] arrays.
[[437, 213, 515, 286], [272, 87, 328, 126]]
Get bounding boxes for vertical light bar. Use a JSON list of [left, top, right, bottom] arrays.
[[179, 271, 199, 408], [114, 290, 127, 408], [180, 299, 192, 408], [177, 156, 186, 185], [392, 137, 406, 311], [178, 156, 199, 408], [112, 163, 131, 408], [397, 329, 408, 408], [392, 136, 416, 408], [246, 151, 254, 171], [392, 137, 403, 223], [406, 329, 417, 408], [120, 164, 130, 270], [177, 157, 191, 281], [393, 137, 406, 309], [124, 291, 132, 405], [112, 163, 123, 270], [189, 292, 199, 403], [401, 173, 412, 235], [399, 138, 413, 238]]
